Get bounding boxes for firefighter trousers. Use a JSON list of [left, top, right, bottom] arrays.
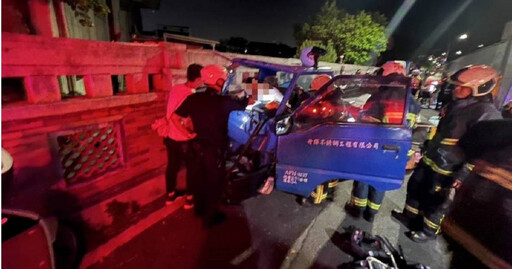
[[350, 181, 384, 215], [404, 161, 454, 236], [310, 180, 338, 204]]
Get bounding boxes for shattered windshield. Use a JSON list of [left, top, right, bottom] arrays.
[[293, 75, 408, 130]]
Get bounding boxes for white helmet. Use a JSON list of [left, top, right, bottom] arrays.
[[380, 61, 406, 77], [448, 65, 499, 97]]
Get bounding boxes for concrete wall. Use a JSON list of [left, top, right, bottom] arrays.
[[1, 33, 214, 251], [448, 38, 512, 107]]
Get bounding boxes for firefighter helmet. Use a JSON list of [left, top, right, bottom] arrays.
[[310, 74, 332, 91], [448, 65, 499, 97], [381, 61, 406, 77], [201, 64, 228, 89]]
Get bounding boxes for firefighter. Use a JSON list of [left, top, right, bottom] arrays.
[[172, 64, 249, 227], [345, 61, 410, 222], [392, 65, 503, 242], [310, 74, 332, 92], [307, 74, 340, 204]]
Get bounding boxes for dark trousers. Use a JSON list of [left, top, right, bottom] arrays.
[[164, 138, 195, 194], [404, 161, 453, 236], [351, 181, 384, 215], [191, 142, 226, 219]]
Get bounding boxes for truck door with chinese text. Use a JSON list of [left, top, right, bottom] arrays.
[[275, 75, 412, 197]]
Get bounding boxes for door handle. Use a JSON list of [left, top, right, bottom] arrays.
[[382, 145, 400, 152]]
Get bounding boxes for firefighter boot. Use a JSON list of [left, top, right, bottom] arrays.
[[391, 210, 422, 230], [363, 210, 375, 223], [344, 203, 364, 219], [406, 231, 436, 243]]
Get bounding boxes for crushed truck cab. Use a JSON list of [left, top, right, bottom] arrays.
[[224, 59, 412, 199]]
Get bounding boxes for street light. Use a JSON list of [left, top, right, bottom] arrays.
[[444, 32, 468, 68], [478, 44, 484, 48]]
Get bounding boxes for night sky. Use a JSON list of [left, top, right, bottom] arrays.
[[141, 0, 512, 61]]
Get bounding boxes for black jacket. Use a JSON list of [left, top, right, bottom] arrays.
[[175, 87, 249, 149], [423, 95, 502, 176]]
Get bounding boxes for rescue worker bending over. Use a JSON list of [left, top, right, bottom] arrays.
[[392, 65, 502, 243], [172, 65, 249, 227], [345, 61, 408, 222]]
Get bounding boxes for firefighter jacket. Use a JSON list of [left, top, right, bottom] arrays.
[[362, 86, 405, 124], [362, 87, 419, 127], [423, 95, 502, 177], [456, 119, 512, 181]]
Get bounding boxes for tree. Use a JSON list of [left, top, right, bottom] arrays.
[[337, 11, 388, 64], [294, 0, 388, 65], [296, 40, 338, 63]]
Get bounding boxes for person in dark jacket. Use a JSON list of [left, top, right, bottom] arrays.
[[392, 65, 503, 243], [447, 119, 512, 266], [172, 65, 249, 227]]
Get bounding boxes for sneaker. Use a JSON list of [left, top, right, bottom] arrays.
[[406, 231, 436, 243], [165, 191, 185, 205], [183, 195, 194, 210]]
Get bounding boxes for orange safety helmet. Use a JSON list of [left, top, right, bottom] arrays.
[[310, 74, 332, 91], [201, 64, 228, 89], [448, 65, 499, 97], [380, 61, 406, 77]]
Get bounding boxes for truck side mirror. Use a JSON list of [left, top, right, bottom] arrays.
[[275, 116, 292, 135]]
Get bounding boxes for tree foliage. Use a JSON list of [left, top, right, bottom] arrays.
[[294, 0, 388, 65], [63, 0, 110, 27], [296, 40, 338, 63]]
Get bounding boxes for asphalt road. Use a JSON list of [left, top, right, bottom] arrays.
[[88, 180, 457, 269]]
